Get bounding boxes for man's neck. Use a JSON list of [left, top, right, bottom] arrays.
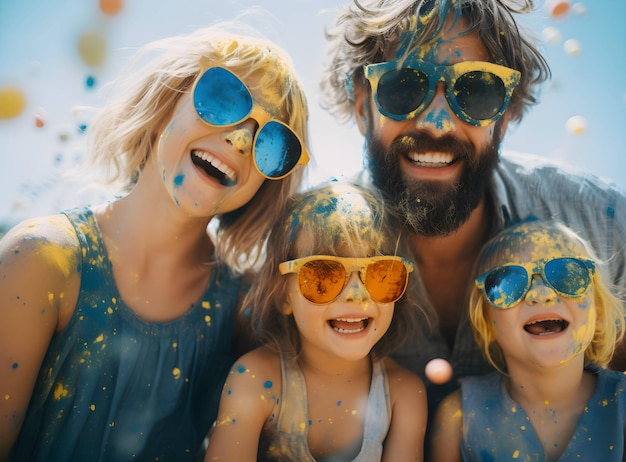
[[408, 201, 491, 347]]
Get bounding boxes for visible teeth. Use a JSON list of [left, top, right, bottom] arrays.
[[193, 150, 237, 182], [408, 152, 454, 166], [335, 318, 367, 323], [334, 326, 365, 333]]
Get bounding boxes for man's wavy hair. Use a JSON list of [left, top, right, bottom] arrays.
[[320, 0, 550, 125]]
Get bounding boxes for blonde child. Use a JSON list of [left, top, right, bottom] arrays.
[[0, 23, 309, 462], [206, 182, 428, 461], [430, 218, 626, 461]]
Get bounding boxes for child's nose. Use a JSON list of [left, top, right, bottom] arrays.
[[524, 274, 557, 306]]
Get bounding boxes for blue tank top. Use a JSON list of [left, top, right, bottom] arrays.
[[10, 208, 243, 462], [460, 368, 626, 461]]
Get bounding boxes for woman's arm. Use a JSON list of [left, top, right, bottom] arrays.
[[0, 215, 81, 461], [204, 347, 279, 462], [382, 357, 428, 462], [428, 389, 464, 462]]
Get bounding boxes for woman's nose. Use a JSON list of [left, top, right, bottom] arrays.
[[223, 119, 258, 155]]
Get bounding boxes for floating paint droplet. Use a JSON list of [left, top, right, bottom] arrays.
[[99, 0, 123, 15], [78, 31, 107, 67], [425, 358, 453, 384], [566, 115, 587, 134], [34, 107, 47, 128], [86, 75, 96, 89], [563, 38, 582, 56], [545, 0, 570, 17], [571, 2, 586, 16], [542, 26, 561, 44], [0, 86, 27, 119]]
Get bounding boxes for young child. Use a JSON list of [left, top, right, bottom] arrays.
[[0, 23, 309, 462], [205, 182, 428, 461], [429, 218, 626, 462]]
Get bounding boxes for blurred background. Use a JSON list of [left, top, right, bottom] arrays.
[[1, 0, 625, 232]]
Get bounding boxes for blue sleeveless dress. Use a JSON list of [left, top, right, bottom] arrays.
[[460, 368, 626, 461], [10, 208, 243, 462]]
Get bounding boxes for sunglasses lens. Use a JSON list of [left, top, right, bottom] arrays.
[[544, 258, 591, 298], [454, 71, 506, 121], [255, 121, 302, 179], [365, 260, 409, 303], [299, 260, 346, 304], [378, 68, 429, 116], [194, 67, 251, 125], [484, 266, 529, 308]]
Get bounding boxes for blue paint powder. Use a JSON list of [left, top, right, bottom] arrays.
[[263, 380, 273, 389], [236, 365, 246, 374], [173, 174, 184, 187]]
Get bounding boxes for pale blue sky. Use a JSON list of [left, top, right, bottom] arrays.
[[1, 0, 624, 228]]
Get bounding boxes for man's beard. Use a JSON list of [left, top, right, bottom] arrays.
[[364, 130, 500, 237]]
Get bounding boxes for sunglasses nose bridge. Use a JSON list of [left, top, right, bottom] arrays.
[[525, 273, 558, 305], [341, 271, 370, 302]]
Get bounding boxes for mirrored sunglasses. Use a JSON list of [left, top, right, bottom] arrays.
[[192, 64, 309, 179], [279, 255, 414, 305], [475, 257, 596, 309], [364, 59, 521, 127]]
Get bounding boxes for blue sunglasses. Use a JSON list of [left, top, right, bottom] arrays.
[[364, 59, 521, 127], [192, 62, 309, 179], [475, 257, 596, 309]]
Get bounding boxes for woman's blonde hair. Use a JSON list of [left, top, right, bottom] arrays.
[[86, 22, 310, 271], [243, 181, 424, 359], [469, 218, 625, 372]]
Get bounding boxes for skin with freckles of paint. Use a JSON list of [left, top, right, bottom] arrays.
[[429, 219, 626, 462], [0, 26, 310, 462], [205, 183, 427, 462]]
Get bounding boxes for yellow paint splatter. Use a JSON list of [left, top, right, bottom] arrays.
[[544, 399, 550, 406], [94, 333, 104, 343], [107, 307, 113, 314], [512, 450, 520, 458], [205, 315, 211, 325], [299, 422, 306, 431], [90, 404, 96, 411], [172, 367, 181, 380], [172, 342, 178, 349], [4, 395, 10, 400], [48, 292, 55, 304], [202, 301, 210, 309], [53, 382, 69, 400]]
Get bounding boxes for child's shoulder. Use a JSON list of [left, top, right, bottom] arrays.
[[229, 346, 283, 380], [381, 356, 427, 397]]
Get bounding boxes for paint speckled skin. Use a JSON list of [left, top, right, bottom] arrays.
[[460, 368, 626, 461], [8, 208, 243, 462], [257, 356, 390, 461]]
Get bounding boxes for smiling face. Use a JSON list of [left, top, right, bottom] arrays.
[[355, 15, 505, 236], [479, 222, 596, 371], [285, 245, 396, 364], [153, 68, 291, 218]]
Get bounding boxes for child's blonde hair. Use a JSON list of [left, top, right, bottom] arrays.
[[469, 218, 625, 372], [86, 22, 309, 271], [244, 182, 424, 359]]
